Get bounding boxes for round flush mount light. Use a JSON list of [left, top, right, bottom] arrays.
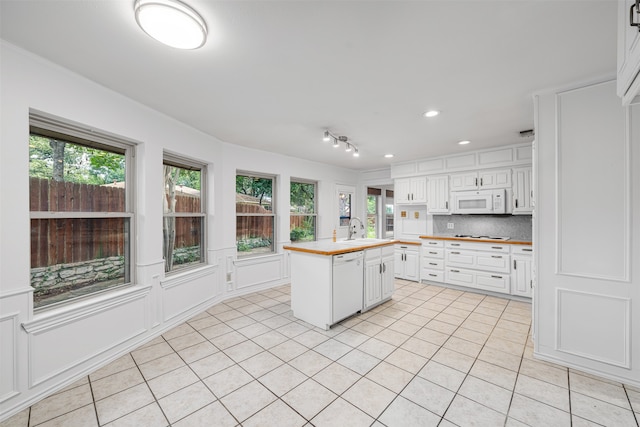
[[458, 140, 471, 145], [384, 154, 394, 158], [134, 0, 208, 49], [424, 110, 440, 118]]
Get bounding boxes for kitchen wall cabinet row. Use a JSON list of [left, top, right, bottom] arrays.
[[395, 165, 533, 215], [421, 239, 532, 298]]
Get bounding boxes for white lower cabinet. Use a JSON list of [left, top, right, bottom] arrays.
[[421, 239, 445, 282], [394, 244, 420, 281], [511, 245, 533, 298], [364, 246, 395, 310]]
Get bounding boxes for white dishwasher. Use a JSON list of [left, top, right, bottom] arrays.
[[332, 251, 364, 323]]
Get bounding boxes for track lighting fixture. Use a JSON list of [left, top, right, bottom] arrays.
[[322, 130, 360, 158]]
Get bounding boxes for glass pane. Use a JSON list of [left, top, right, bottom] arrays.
[[163, 164, 202, 214], [385, 203, 394, 238], [163, 216, 203, 272], [30, 218, 129, 308], [367, 195, 377, 238], [236, 216, 274, 256], [29, 134, 126, 212], [459, 199, 487, 209], [290, 215, 316, 242], [339, 192, 351, 226], [290, 182, 315, 214], [236, 175, 273, 214]]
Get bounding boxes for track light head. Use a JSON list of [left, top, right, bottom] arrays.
[[323, 130, 330, 142]]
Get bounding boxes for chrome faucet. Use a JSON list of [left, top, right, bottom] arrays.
[[346, 217, 365, 240]]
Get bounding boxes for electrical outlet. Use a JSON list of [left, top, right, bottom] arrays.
[[447, 222, 454, 229]]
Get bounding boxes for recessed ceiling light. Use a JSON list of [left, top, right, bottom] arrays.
[[385, 154, 394, 158], [458, 140, 471, 145], [424, 110, 440, 118], [134, 0, 208, 50]]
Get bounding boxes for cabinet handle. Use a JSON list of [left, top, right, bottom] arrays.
[[383, 263, 386, 273], [451, 243, 460, 247], [451, 269, 460, 273], [451, 251, 460, 255], [429, 262, 438, 266], [631, 0, 640, 29], [513, 260, 517, 269], [429, 251, 438, 255], [429, 273, 437, 277], [379, 264, 382, 274], [515, 199, 518, 208], [491, 246, 503, 250], [445, 201, 448, 209], [530, 280, 533, 288], [523, 248, 532, 252], [480, 178, 483, 186], [491, 255, 502, 259], [407, 193, 410, 200], [491, 275, 503, 279], [475, 178, 478, 187], [429, 242, 438, 245]]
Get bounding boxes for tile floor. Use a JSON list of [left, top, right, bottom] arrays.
[[2, 280, 639, 427]]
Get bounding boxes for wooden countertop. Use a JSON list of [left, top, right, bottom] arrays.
[[284, 239, 421, 256], [419, 235, 532, 245]]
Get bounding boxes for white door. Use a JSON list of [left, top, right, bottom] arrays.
[[512, 256, 532, 298], [364, 257, 382, 309], [404, 249, 419, 281], [381, 253, 395, 299], [450, 172, 478, 191]]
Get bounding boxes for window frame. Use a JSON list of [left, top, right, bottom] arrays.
[[290, 178, 318, 242], [163, 152, 207, 274], [235, 171, 276, 258], [29, 110, 136, 310]]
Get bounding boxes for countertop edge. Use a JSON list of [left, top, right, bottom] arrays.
[[418, 235, 532, 245], [283, 239, 421, 256]]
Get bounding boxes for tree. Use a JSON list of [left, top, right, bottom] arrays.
[[236, 175, 272, 207], [163, 165, 180, 272], [50, 139, 65, 182], [290, 182, 314, 213]]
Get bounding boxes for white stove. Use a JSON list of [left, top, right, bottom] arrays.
[[453, 234, 511, 241]]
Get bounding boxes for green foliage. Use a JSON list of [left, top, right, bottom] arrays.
[[367, 195, 377, 214], [236, 175, 272, 207], [236, 237, 272, 252], [290, 182, 315, 214]]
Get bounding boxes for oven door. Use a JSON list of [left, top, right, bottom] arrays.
[[452, 191, 494, 214]]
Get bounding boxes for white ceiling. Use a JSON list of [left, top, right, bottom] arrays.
[[0, 0, 617, 170]]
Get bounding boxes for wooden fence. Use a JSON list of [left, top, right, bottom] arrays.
[[30, 178, 201, 268], [236, 203, 273, 240]]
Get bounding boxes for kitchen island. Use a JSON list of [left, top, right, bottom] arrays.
[[284, 239, 397, 329]]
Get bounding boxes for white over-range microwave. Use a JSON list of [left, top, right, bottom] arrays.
[[451, 189, 507, 214]]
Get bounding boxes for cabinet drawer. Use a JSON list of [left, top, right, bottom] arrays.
[[476, 252, 510, 273], [445, 241, 509, 253], [422, 240, 444, 248], [511, 245, 533, 255], [446, 249, 475, 267], [422, 248, 444, 259], [422, 269, 444, 282], [445, 267, 474, 286], [475, 271, 510, 294], [422, 258, 444, 270]]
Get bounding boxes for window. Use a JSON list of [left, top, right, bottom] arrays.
[[385, 189, 394, 238], [290, 179, 317, 242], [236, 173, 275, 257], [367, 188, 380, 238], [163, 155, 206, 273], [29, 112, 134, 309]]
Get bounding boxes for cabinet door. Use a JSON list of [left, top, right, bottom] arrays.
[[381, 254, 395, 299], [364, 258, 382, 309], [395, 179, 412, 204], [403, 249, 419, 281], [411, 177, 428, 203], [512, 256, 532, 298], [512, 167, 533, 214], [394, 249, 404, 278], [450, 172, 478, 191], [479, 169, 511, 189], [427, 175, 449, 214]]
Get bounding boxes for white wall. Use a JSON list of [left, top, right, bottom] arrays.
[[534, 80, 640, 388], [0, 41, 358, 420]]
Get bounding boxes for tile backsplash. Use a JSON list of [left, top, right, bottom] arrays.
[[433, 215, 532, 241]]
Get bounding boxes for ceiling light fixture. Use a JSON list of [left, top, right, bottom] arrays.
[[134, 0, 208, 49], [323, 130, 360, 158], [424, 110, 440, 118], [385, 154, 394, 158], [458, 140, 471, 145]]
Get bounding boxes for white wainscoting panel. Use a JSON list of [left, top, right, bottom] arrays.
[[556, 84, 629, 281], [236, 255, 283, 289], [556, 288, 630, 368], [161, 266, 218, 322], [0, 313, 18, 402], [445, 154, 476, 170], [478, 147, 513, 166], [417, 158, 444, 174]]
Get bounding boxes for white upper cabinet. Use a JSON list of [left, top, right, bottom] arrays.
[[450, 169, 511, 191], [395, 177, 427, 204], [618, 0, 640, 104], [426, 175, 450, 214], [512, 166, 533, 214]]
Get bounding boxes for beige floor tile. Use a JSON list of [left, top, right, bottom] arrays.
[[225, 315, 257, 330], [501, 311, 531, 324], [176, 340, 218, 364], [424, 319, 458, 335], [431, 347, 475, 373], [452, 327, 489, 345], [366, 361, 414, 394], [508, 393, 571, 427], [417, 360, 466, 392], [131, 342, 175, 365], [400, 336, 439, 359], [188, 352, 234, 379], [375, 328, 410, 347], [202, 364, 252, 398], [210, 330, 247, 350], [237, 322, 271, 339], [366, 313, 396, 328], [0, 408, 29, 427], [313, 339, 353, 360], [491, 326, 528, 345], [288, 350, 332, 377], [357, 337, 396, 359], [627, 388, 640, 413], [458, 376, 512, 414], [469, 359, 517, 391], [337, 349, 380, 375], [167, 331, 206, 351], [138, 353, 185, 380], [387, 320, 422, 336], [52, 376, 89, 396], [402, 376, 456, 416], [91, 367, 144, 401], [282, 379, 337, 420], [444, 394, 506, 427], [30, 383, 93, 426], [224, 340, 263, 363], [378, 396, 441, 427], [102, 402, 167, 427], [311, 397, 375, 427], [269, 339, 308, 362], [260, 315, 292, 329], [485, 335, 525, 356], [569, 371, 631, 409], [215, 309, 244, 322], [277, 322, 310, 338], [571, 415, 604, 427], [90, 354, 136, 382], [461, 319, 494, 334], [518, 358, 568, 388], [313, 363, 361, 395], [385, 348, 428, 374], [350, 320, 385, 336], [515, 374, 570, 412], [239, 351, 284, 378], [443, 336, 483, 358], [414, 327, 450, 346], [33, 404, 97, 427], [220, 381, 277, 422], [198, 322, 234, 340], [334, 329, 370, 347], [343, 377, 397, 418], [570, 391, 637, 427], [172, 401, 237, 427], [162, 323, 196, 341], [206, 303, 233, 315], [259, 364, 307, 396], [477, 346, 522, 372], [399, 313, 431, 327], [187, 314, 220, 331], [251, 330, 288, 349], [293, 330, 330, 348], [243, 400, 306, 427], [147, 365, 199, 399], [95, 383, 155, 425], [157, 381, 215, 424]]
